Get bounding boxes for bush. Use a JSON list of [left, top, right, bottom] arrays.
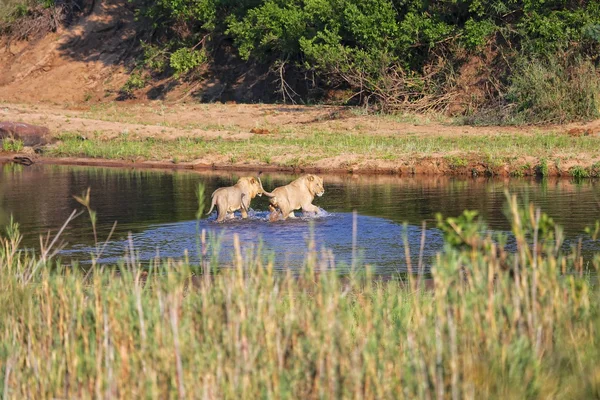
[[6, 0, 600, 121], [130, 0, 600, 119], [169, 47, 207, 78], [120, 70, 147, 96], [507, 56, 600, 124]]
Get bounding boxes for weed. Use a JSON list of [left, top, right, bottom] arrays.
[[284, 156, 302, 168], [570, 165, 590, 180], [555, 158, 562, 174], [120, 71, 147, 96], [510, 168, 524, 177], [535, 158, 549, 177], [2, 138, 24, 152], [590, 162, 600, 177], [445, 155, 468, 169]]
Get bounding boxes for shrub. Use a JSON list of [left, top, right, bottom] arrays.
[[170, 47, 207, 78], [120, 71, 147, 96], [141, 41, 169, 74], [507, 56, 600, 124], [6, 0, 600, 120], [0, 0, 79, 39]]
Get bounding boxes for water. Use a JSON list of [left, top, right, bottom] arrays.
[[1, 163, 599, 273]]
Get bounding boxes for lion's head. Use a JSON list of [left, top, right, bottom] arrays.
[[237, 177, 263, 198], [304, 174, 325, 197]]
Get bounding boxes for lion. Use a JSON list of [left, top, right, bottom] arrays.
[[268, 174, 325, 221], [207, 176, 274, 222]]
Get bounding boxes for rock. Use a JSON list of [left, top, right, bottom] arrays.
[[250, 128, 271, 135], [566, 127, 592, 137], [0, 122, 53, 146]]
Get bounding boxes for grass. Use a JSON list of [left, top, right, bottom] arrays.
[[571, 165, 590, 181], [0, 0, 26, 23], [0, 192, 599, 398], [49, 130, 600, 175], [460, 57, 600, 126], [536, 158, 549, 177], [1, 138, 24, 152], [445, 155, 468, 169]]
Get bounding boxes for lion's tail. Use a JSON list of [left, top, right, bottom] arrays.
[[206, 196, 216, 215]]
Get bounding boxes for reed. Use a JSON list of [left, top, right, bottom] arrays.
[[0, 193, 598, 399]]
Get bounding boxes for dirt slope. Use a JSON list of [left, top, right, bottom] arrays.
[[0, 0, 138, 104]]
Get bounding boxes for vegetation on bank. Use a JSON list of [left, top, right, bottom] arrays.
[[121, 0, 600, 123], [49, 129, 600, 177], [0, 191, 599, 398], [2, 0, 600, 123], [0, 0, 80, 41]]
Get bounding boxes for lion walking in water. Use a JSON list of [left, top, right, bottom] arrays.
[[268, 174, 325, 221], [207, 176, 274, 222]]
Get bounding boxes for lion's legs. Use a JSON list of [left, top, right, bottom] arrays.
[[216, 206, 227, 223], [268, 205, 282, 222], [216, 203, 235, 222], [287, 211, 296, 219], [240, 194, 251, 219], [277, 204, 293, 220], [302, 203, 319, 213]]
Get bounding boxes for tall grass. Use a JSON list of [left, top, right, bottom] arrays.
[[508, 57, 600, 124], [0, 0, 27, 24], [0, 193, 599, 398], [468, 57, 600, 126]]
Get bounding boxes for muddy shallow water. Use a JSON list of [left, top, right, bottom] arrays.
[[1, 163, 599, 273]]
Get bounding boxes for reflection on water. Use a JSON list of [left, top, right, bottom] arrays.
[[1, 163, 599, 273]]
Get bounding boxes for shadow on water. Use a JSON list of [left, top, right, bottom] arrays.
[[1, 163, 599, 272]]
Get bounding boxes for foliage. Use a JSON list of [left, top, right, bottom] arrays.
[[0, 0, 77, 38], [436, 210, 485, 250], [1, 138, 24, 152], [120, 70, 147, 96], [129, 0, 600, 118], [141, 41, 169, 73], [507, 56, 600, 124], [169, 47, 207, 77], [3, 0, 600, 120], [570, 165, 590, 181]]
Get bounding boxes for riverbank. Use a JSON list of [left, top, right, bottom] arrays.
[[2, 102, 600, 177]]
